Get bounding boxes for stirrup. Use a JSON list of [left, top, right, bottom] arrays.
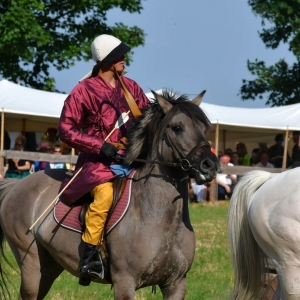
[[79, 254, 105, 286]]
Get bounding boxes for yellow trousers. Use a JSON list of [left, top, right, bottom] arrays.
[[82, 182, 113, 245]]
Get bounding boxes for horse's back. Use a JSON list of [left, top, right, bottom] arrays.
[[248, 168, 300, 263]]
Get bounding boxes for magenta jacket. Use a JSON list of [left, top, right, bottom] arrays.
[[58, 75, 150, 206]]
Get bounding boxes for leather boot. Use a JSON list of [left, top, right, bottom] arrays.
[[79, 243, 104, 286]]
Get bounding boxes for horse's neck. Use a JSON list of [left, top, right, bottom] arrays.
[[136, 165, 189, 204], [134, 165, 192, 228]]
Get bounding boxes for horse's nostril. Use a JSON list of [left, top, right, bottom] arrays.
[[200, 159, 215, 173]]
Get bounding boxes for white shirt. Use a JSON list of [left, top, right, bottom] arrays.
[[217, 163, 236, 185], [191, 181, 206, 201]]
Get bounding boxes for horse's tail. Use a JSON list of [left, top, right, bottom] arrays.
[[227, 170, 273, 300], [0, 179, 19, 299]]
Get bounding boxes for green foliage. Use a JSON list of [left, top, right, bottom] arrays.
[[241, 0, 300, 106], [0, 0, 145, 91]]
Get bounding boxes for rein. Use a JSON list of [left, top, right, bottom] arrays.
[[116, 140, 210, 172]]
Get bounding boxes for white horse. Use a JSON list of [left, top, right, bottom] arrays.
[[228, 168, 300, 300]]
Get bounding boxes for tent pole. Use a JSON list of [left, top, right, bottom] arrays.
[[215, 121, 219, 156], [210, 121, 219, 203], [282, 126, 289, 169], [222, 129, 226, 152], [0, 110, 4, 177]]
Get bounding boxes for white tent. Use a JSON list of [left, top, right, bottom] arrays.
[[201, 101, 300, 154], [0, 79, 67, 132], [1, 79, 300, 156], [146, 89, 300, 155]]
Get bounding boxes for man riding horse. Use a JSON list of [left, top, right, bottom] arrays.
[[58, 34, 150, 286]]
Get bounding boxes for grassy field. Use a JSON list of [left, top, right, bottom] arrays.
[[2, 201, 232, 299]]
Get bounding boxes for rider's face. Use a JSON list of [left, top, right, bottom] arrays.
[[111, 55, 126, 73]]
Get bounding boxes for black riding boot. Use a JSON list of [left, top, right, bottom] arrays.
[[79, 243, 104, 286]]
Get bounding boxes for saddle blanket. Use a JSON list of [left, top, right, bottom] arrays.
[[53, 171, 136, 235]]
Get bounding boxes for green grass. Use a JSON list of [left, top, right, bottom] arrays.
[[2, 202, 232, 299]]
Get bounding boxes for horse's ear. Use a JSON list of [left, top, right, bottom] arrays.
[[191, 90, 206, 106], [151, 90, 172, 114]]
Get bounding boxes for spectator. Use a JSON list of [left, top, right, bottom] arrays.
[[250, 143, 268, 165], [255, 152, 274, 168], [188, 179, 208, 203], [224, 148, 233, 159], [38, 145, 54, 171], [268, 133, 291, 168], [37, 127, 58, 150], [236, 142, 251, 166], [230, 151, 239, 166], [5, 135, 32, 178], [45, 143, 67, 169], [292, 131, 300, 168], [216, 154, 237, 200]]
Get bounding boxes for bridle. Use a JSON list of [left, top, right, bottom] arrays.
[[163, 127, 213, 171], [117, 132, 212, 173]]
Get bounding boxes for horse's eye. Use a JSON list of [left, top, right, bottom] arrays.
[[172, 125, 183, 133]]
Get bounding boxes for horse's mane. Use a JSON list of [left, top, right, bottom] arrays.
[[124, 90, 211, 166]]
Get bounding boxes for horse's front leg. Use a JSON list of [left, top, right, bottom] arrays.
[[160, 277, 186, 300], [113, 275, 136, 300]]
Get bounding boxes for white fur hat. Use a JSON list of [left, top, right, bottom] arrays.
[[79, 34, 131, 82]]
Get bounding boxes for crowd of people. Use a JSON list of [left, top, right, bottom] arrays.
[[4, 127, 73, 179], [4, 128, 300, 201], [189, 131, 300, 202]]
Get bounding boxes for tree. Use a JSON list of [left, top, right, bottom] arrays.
[[240, 0, 300, 106], [0, 0, 145, 91]]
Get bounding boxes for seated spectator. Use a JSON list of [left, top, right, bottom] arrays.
[[38, 145, 54, 171], [224, 148, 233, 159], [189, 179, 208, 203], [255, 152, 274, 168], [216, 154, 237, 200], [37, 127, 58, 150], [44, 143, 67, 169], [230, 151, 239, 166], [251, 142, 268, 165], [5, 135, 32, 179], [236, 142, 251, 166], [268, 133, 291, 168]]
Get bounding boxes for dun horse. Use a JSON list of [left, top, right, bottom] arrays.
[[0, 90, 219, 299], [228, 168, 300, 300]]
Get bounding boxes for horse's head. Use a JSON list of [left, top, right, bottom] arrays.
[[125, 89, 220, 185]]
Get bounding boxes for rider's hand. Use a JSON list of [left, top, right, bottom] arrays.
[[100, 142, 119, 158]]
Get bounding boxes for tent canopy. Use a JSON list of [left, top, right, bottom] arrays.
[[0, 79, 67, 131], [1, 79, 300, 151], [200, 102, 300, 151]]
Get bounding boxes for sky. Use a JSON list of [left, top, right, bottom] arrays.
[[53, 0, 296, 108]]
